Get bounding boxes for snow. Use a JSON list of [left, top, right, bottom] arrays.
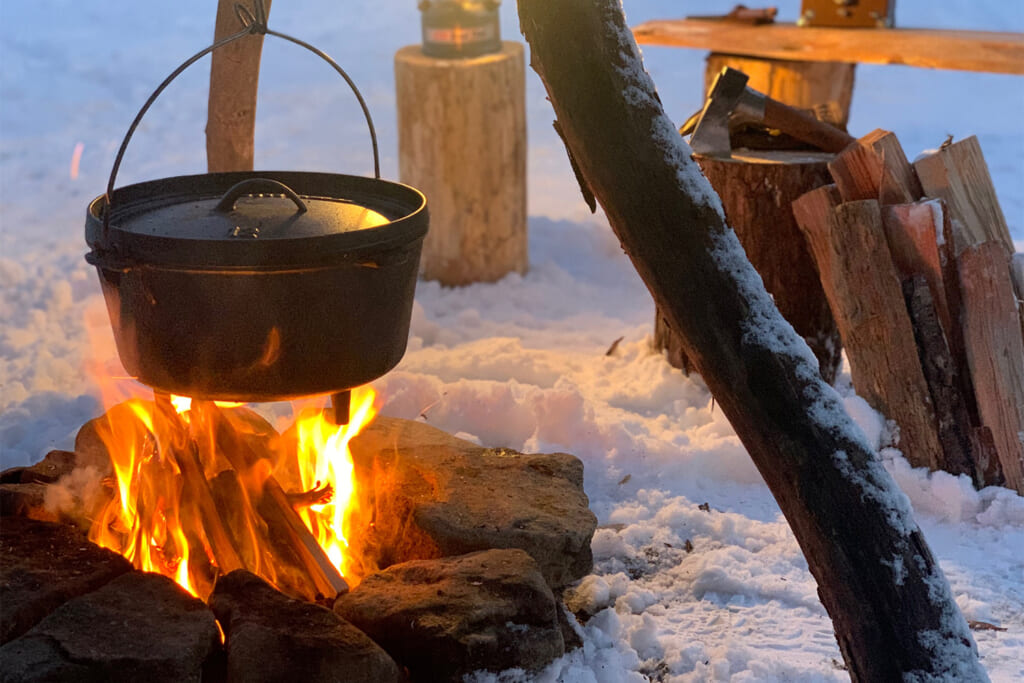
[[2, 0, 1022, 680]]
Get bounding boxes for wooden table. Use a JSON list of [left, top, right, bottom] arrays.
[[632, 19, 1024, 128], [632, 20, 1024, 75]]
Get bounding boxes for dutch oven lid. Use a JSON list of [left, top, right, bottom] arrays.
[[87, 171, 428, 270]]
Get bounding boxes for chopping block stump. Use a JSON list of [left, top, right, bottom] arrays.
[[396, 42, 527, 286], [654, 150, 842, 383]]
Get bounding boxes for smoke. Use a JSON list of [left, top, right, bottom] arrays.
[[44, 465, 109, 532]]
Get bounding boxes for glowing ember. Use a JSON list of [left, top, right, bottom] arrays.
[[86, 386, 377, 601]]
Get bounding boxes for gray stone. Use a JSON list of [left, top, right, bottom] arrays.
[[210, 569, 402, 683], [335, 549, 564, 681], [0, 572, 221, 683], [0, 517, 132, 644], [0, 483, 55, 522], [0, 450, 78, 485], [347, 417, 596, 588]]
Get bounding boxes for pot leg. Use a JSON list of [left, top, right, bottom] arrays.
[[329, 391, 351, 426]]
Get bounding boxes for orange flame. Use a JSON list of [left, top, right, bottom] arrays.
[[88, 398, 196, 596], [86, 381, 377, 600], [292, 388, 377, 578]]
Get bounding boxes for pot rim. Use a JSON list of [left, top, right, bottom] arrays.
[[86, 170, 428, 270]]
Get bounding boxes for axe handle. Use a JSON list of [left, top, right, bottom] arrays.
[[762, 98, 856, 153]]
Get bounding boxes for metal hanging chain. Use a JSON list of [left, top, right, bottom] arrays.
[[103, 0, 381, 236]]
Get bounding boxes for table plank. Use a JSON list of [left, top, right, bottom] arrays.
[[632, 20, 1024, 75]]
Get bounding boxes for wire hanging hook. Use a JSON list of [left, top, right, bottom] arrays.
[[233, 4, 257, 29], [232, 0, 268, 33], [101, 0, 380, 240]]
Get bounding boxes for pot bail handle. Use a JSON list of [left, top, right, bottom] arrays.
[[214, 178, 308, 214], [102, 0, 379, 238]]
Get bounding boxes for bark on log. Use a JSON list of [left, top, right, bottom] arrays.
[[516, 2, 984, 678], [881, 201, 954, 346], [902, 276, 976, 480], [396, 43, 528, 286], [794, 196, 945, 470], [1014, 253, 1024, 342], [206, 0, 272, 172], [703, 54, 855, 127], [957, 242, 1024, 494], [655, 151, 842, 383]]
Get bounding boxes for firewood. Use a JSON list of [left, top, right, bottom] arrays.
[[152, 395, 246, 580], [828, 129, 922, 205], [913, 135, 1014, 254], [863, 129, 924, 203], [794, 196, 945, 470], [519, 1, 984, 678], [902, 276, 976, 480], [211, 406, 349, 600], [971, 426, 1004, 487], [956, 242, 1024, 493], [1012, 253, 1024, 339], [1012, 253, 1024, 301], [206, 0, 272, 172], [881, 201, 955, 349]]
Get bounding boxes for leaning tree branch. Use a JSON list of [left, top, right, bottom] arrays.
[[516, 1, 985, 679]]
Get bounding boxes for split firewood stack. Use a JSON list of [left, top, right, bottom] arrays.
[[792, 131, 1024, 493]]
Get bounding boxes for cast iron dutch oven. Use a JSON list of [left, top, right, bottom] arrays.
[[85, 12, 427, 402]]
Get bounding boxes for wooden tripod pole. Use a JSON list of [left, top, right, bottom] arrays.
[[207, 0, 273, 172]]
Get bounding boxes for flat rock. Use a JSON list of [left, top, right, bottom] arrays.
[[335, 549, 564, 681], [0, 450, 79, 485], [0, 516, 132, 644], [0, 482, 56, 522], [1, 446, 113, 526], [0, 572, 220, 683], [210, 569, 402, 683], [347, 417, 596, 588]]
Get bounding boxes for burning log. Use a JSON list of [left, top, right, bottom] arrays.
[[210, 405, 349, 601], [153, 394, 246, 579]]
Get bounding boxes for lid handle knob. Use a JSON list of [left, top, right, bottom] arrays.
[[213, 177, 308, 214]]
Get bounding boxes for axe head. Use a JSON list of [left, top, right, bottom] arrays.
[[688, 67, 752, 157]]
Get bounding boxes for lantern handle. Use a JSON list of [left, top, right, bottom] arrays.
[[102, 0, 380, 237]]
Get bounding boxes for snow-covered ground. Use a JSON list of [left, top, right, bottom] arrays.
[[2, 1, 1022, 680]]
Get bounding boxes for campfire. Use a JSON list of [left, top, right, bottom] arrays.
[[85, 383, 377, 603], [2, 375, 598, 680]]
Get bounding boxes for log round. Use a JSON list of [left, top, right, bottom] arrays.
[[655, 151, 842, 384], [704, 53, 855, 126], [395, 43, 527, 286]]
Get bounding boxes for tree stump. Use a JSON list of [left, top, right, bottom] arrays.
[[395, 43, 527, 286], [655, 151, 842, 383], [704, 53, 855, 127]]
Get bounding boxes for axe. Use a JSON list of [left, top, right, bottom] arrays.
[[686, 67, 856, 157]]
